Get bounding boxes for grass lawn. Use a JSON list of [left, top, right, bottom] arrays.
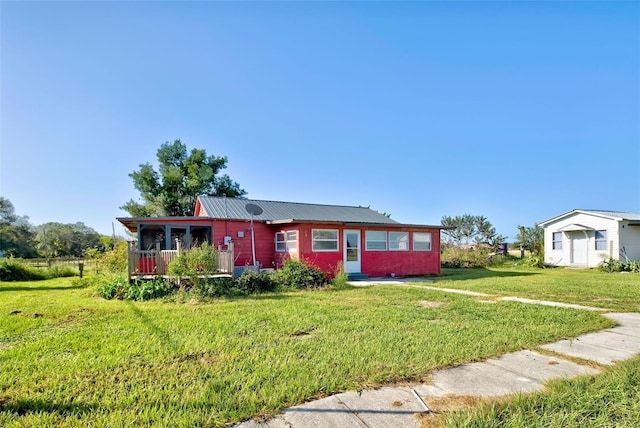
[[436, 266, 640, 312], [425, 266, 640, 428], [0, 268, 636, 427]]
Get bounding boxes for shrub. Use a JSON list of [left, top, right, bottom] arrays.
[[599, 257, 640, 273], [46, 265, 78, 278], [0, 259, 48, 281], [97, 274, 130, 299], [330, 262, 350, 290], [168, 243, 218, 278], [271, 259, 327, 289], [236, 270, 276, 294], [197, 277, 238, 298], [96, 241, 128, 274]]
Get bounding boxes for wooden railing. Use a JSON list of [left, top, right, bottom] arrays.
[[127, 241, 234, 279]]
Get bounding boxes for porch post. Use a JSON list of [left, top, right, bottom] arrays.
[[156, 241, 163, 274]]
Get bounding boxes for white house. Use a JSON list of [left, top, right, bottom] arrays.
[[538, 210, 640, 268]]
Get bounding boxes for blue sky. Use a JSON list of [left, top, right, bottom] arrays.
[[2, 1, 639, 240]]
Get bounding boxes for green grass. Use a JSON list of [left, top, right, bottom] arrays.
[[435, 266, 640, 312], [0, 270, 631, 427], [441, 355, 640, 428]]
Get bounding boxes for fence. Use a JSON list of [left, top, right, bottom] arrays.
[[127, 241, 234, 279]]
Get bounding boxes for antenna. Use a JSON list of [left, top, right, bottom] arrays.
[[245, 203, 263, 267]]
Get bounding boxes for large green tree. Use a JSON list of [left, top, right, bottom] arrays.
[[35, 222, 101, 258], [121, 140, 246, 217], [0, 197, 37, 257]]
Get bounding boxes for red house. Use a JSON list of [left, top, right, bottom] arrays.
[[117, 197, 446, 279]]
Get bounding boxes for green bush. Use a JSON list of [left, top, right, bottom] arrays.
[[0, 259, 48, 281], [271, 259, 327, 289], [96, 241, 128, 274], [46, 265, 78, 278], [97, 275, 174, 301], [168, 243, 218, 277], [197, 277, 238, 298], [599, 258, 640, 273], [97, 274, 130, 300], [236, 270, 276, 294], [330, 262, 350, 290]]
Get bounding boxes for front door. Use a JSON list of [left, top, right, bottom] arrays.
[[344, 230, 361, 273], [571, 231, 587, 265]]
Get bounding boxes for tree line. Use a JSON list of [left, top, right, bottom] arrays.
[[0, 197, 111, 258]]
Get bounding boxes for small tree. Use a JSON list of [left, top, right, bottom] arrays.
[[515, 225, 544, 257], [121, 140, 246, 217]]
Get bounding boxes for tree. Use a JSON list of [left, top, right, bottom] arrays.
[[0, 197, 37, 257], [121, 140, 246, 217], [515, 225, 544, 256], [441, 214, 506, 250], [35, 222, 101, 258]]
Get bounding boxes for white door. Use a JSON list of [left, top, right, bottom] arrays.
[[571, 232, 587, 265], [343, 230, 361, 273]]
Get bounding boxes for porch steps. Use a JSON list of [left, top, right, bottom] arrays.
[[347, 272, 369, 281]]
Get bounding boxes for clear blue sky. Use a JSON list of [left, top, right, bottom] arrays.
[[2, 1, 639, 241]]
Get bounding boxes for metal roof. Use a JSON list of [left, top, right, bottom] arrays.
[[538, 209, 640, 226], [197, 196, 400, 224]]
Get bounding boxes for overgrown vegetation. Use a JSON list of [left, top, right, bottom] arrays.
[[271, 259, 328, 289], [599, 257, 640, 273], [441, 246, 510, 268], [0, 258, 77, 281]]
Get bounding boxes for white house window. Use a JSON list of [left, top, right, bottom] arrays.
[[312, 229, 338, 252], [595, 230, 607, 251], [413, 232, 432, 251], [389, 231, 409, 251], [276, 231, 298, 252], [552, 232, 562, 250], [365, 231, 387, 250]]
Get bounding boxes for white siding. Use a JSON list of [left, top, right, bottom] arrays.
[[620, 222, 640, 261], [542, 213, 620, 268]]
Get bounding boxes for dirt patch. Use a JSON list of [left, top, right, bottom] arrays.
[[418, 301, 445, 308], [416, 394, 508, 428], [9, 310, 22, 315]]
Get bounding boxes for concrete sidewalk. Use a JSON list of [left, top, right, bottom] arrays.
[[236, 303, 640, 428]]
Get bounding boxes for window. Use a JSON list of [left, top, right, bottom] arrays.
[[275, 232, 285, 252], [413, 232, 432, 251], [552, 232, 562, 250], [275, 231, 298, 252], [366, 231, 387, 250], [312, 229, 338, 251], [595, 230, 607, 251], [389, 231, 409, 251]]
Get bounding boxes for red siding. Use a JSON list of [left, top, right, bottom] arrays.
[[131, 217, 442, 277], [294, 224, 441, 277], [211, 219, 277, 269]]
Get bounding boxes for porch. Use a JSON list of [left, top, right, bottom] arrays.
[[126, 241, 234, 280]]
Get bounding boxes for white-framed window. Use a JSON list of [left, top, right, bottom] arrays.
[[413, 232, 432, 251], [552, 232, 562, 250], [365, 231, 387, 250], [312, 229, 338, 252], [275, 230, 298, 252], [389, 231, 409, 251], [595, 230, 607, 251]]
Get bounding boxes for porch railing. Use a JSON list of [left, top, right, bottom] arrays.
[[127, 241, 234, 279]]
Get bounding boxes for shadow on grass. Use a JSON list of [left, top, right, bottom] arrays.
[[0, 283, 89, 293], [437, 267, 540, 281], [0, 397, 99, 416]]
